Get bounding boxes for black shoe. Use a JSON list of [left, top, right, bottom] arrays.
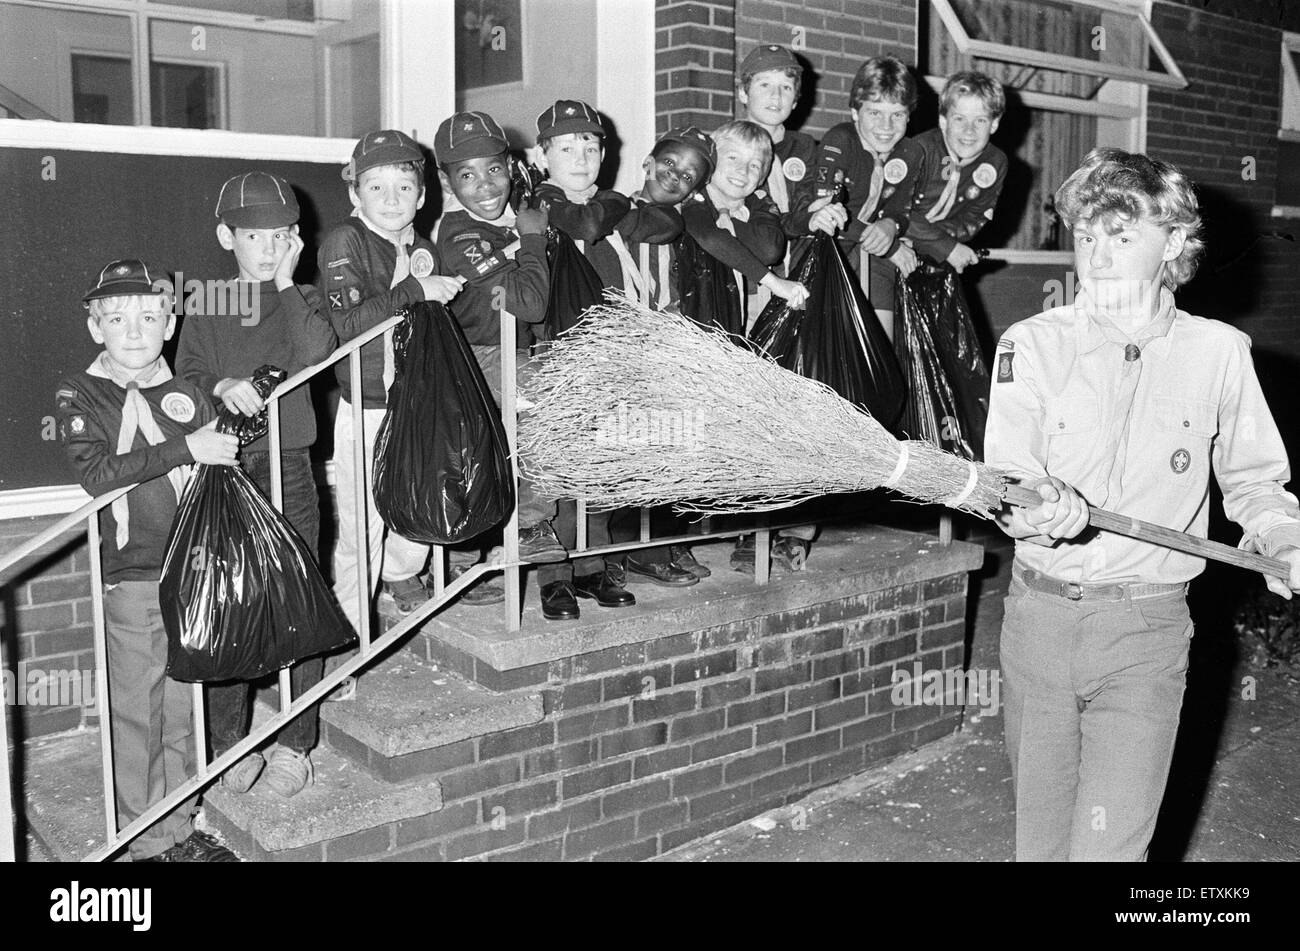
[[540, 581, 580, 620], [141, 830, 240, 863], [730, 535, 755, 573], [574, 567, 636, 607], [519, 521, 568, 564], [626, 557, 699, 587], [448, 564, 506, 605], [670, 544, 711, 579]]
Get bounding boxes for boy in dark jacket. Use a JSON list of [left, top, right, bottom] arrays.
[[176, 171, 336, 797]]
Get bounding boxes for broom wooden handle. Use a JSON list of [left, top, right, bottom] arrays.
[[1002, 483, 1291, 578]]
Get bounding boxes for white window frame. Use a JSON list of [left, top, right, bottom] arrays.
[[927, 0, 1172, 263], [0, 0, 451, 161], [1272, 31, 1300, 217]]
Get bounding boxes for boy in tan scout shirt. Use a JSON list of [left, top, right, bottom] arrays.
[[987, 149, 1300, 861]]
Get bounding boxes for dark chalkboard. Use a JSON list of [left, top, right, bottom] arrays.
[[0, 146, 442, 491]]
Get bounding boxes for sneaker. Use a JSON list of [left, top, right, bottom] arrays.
[[772, 536, 809, 572], [325, 676, 357, 702], [518, 521, 568, 564], [220, 750, 265, 794], [384, 575, 430, 615], [730, 535, 755, 572], [264, 746, 313, 798], [670, 544, 711, 579], [141, 830, 239, 862], [449, 564, 506, 605]]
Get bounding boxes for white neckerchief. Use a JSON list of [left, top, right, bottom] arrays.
[[706, 183, 750, 232], [925, 145, 978, 223], [355, 209, 416, 393], [440, 189, 518, 231], [86, 354, 189, 550]]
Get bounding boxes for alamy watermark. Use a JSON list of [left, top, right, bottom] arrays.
[[4, 663, 97, 708], [890, 663, 1001, 718], [157, 272, 263, 326], [594, 402, 703, 450]]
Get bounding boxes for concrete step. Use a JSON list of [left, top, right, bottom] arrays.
[[319, 649, 545, 783], [21, 727, 122, 862]]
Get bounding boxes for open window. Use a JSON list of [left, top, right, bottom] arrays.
[[924, 0, 1187, 260]]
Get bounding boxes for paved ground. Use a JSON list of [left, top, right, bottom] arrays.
[[662, 521, 1300, 863]]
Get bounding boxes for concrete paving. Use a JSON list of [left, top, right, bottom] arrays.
[[662, 523, 1300, 863]]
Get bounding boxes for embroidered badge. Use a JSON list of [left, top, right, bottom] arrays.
[[410, 248, 435, 278], [326, 258, 350, 269], [475, 257, 497, 276], [160, 393, 196, 423], [348, 287, 362, 304], [328, 290, 344, 310], [113, 264, 131, 277], [56, 388, 78, 408], [972, 163, 997, 189], [464, 243, 484, 264], [996, 351, 1014, 383], [965, 185, 981, 200], [1170, 449, 1191, 474], [479, 240, 492, 253], [883, 158, 908, 184], [882, 186, 896, 201], [70, 415, 85, 434], [782, 157, 807, 182]]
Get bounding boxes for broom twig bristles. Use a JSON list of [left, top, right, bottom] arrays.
[[520, 291, 1006, 517]]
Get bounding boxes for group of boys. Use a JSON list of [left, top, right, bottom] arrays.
[[59, 38, 1300, 866]]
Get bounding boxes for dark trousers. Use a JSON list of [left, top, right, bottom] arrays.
[[207, 449, 325, 755], [554, 500, 615, 579]]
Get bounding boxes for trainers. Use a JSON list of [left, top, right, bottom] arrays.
[[326, 676, 357, 702], [264, 746, 313, 798], [220, 751, 264, 794], [449, 564, 506, 605], [772, 536, 809, 572], [670, 544, 711, 579], [384, 575, 430, 615], [142, 830, 239, 862], [730, 535, 755, 572], [518, 521, 568, 564]]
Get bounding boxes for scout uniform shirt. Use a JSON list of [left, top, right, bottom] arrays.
[[317, 212, 439, 410], [907, 127, 1008, 265], [535, 181, 631, 290], [57, 356, 215, 582], [768, 129, 818, 238], [985, 287, 1300, 585], [615, 194, 684, 309], [814, 122, 923, 255], [434, 192, 549, 347]]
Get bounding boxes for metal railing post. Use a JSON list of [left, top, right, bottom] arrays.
[[349, 350, 373, 654], [576, 500, 588, 552], [0, 628, 14, 861], [500, 310, 521, 632], [269, 396, 293, 711], [87, 515, 118, 842]]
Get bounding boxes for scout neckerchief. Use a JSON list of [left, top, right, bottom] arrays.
[[355, 208, 417, 393], [629, 190, 674, 309], [925, 144, 979, 223], [1074, 285, 1177, 507], [705, 183, 760, 331], [86, 353, 190, 550], [853, 132, 891, 300], [765, 127, 791, 215]]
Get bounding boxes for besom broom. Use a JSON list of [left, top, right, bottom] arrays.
[[518, 292, 1290, 580]]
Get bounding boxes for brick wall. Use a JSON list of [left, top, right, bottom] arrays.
[[656, 0, 738, 134], [1, 515, 95, 741], [308, 571, 970, 862], [734, 0, 918, 138]]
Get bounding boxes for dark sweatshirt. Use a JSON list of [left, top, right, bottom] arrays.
[[680, 188, 786, 284], [176, 279, 335, 453]]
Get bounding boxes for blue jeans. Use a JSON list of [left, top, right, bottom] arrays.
[[206, 449, 324, 755], [1000, 570, 1192, 861]]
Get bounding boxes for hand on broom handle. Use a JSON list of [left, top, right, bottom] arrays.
[[1001, 483, 1291, 579]]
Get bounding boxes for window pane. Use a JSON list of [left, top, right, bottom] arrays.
[[146, 0, 338, 24], [0, 3, 133, 122], [150, 60, 222, 129], [327, 35, 381, 138]]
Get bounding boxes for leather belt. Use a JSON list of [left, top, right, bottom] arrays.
[[1013, 565, 1187, 602]]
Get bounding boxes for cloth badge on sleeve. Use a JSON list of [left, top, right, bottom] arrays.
[[326, 258, 351, 269], [328, 290, 344, 310], [348, 287, 362, 303], [56, 388, 78, 408], [996, 351, 1014, 383], [972, 163, 997, 189], [69, 415, 86, 434], [966, 185, 981, 200], [410, 248, 435, 278], [883, 158, 908, 184], [160, 392, 196, 423], [782, 157, 807, 182], [1170, 449, 1191, 474]]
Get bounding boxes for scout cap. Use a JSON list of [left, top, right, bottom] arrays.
[[656, 126, 717, 176], [739, 44, 801, 77], [82, 259, 172, 304], [537, 99, 604, 140], [214, 171, 299, 229], [344, 129, 424, 182], [434, 111, 510, 165]]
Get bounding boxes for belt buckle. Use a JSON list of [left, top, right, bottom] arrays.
[[1063, 582, 1084, 601]]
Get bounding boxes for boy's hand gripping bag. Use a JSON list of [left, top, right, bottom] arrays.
[[899, 261, 990, 460], [748, 232, 907, 427], [543, 228, 606, 339], [161, 366, 354, 683], [672, 231, 745, 338], [372, 303, 514, 544]]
